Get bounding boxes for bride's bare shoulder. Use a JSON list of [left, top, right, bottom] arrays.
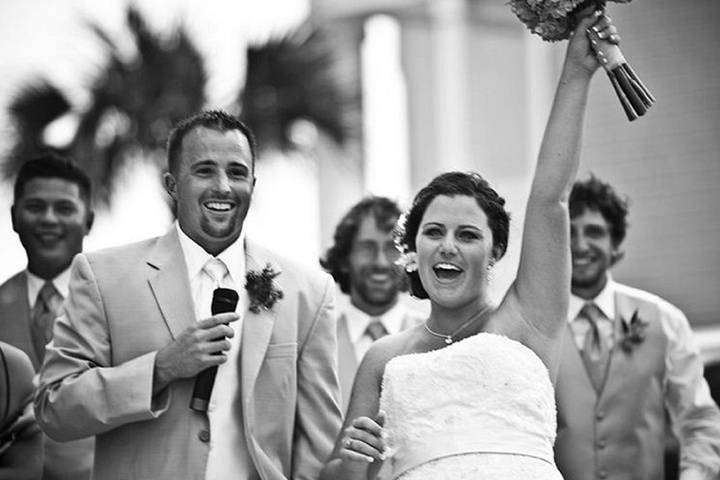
[[359, 325, 427, 376]]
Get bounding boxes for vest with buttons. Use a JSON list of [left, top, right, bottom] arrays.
[[555, 294, 668, 480]]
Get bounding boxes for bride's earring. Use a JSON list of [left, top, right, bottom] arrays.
[[486, 260, 495, 283]]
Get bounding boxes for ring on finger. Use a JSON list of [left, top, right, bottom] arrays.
[[344, 438, 352, 448]]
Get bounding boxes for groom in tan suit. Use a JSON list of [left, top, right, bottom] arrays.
[[35, 111, 342, 480]]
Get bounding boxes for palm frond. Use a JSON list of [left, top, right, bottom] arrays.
[[239, 23, 358, 152], [5, 81, 71, 179], [70, 6, 207, 203]]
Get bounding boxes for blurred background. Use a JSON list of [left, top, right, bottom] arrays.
[[0, 0, 718, 333]]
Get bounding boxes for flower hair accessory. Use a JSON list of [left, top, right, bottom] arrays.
[[619, 309, 648, 352], [392, 212, 418, 273], [245, 264, 283, 314], [395, 251, 418, 273]]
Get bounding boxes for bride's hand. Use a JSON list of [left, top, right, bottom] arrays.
[[565, 8, 621, 77], [339, 412, 387, 463]]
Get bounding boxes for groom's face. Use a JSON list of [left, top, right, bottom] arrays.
[[166, 126, 255, 255]]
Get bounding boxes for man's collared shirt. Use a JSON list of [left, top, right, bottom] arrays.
[[26, 267, 71, 308], [344, 300, 411, 362], [568, 275, 720, 479], [176, 223, 253, 480], [568, 278, 616, 352]]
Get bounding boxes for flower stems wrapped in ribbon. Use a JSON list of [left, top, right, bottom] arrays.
[[509, 0, 655, 121], [587, 26, 655, 120]]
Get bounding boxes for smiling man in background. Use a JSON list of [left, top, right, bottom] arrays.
[[321, 196, 424, 413], [554, 175, 720, 480], [0, 153, 95, 479]]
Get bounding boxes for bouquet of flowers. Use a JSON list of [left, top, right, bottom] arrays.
[[509, 0, 655, 121]]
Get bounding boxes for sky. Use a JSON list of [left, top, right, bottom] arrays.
[[0, 0, 317, 280]]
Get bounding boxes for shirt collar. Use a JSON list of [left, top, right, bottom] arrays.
[[568, 274, 616, 323], [175, 222, 246, 286], [345, 299, 408, 343], [26, 267, 72, 308]]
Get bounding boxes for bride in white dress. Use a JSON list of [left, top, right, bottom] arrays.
[[321, 9, 620, 480]]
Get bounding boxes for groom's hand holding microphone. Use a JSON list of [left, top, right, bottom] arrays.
[[152, 308, 238, 395]]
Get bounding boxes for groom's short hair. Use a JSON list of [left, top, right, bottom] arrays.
[[166, 110, 257, 174]]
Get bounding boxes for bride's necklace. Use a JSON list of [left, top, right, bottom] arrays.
[[424, 304, 492, 345]]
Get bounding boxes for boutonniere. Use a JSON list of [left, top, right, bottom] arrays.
[[245, 264, 283, 314], [620, 309, 648, 353]]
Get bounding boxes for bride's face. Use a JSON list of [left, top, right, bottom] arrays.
[[415, 195, 494, 309]]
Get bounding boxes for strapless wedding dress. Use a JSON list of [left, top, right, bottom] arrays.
[[380, 333, 563, 480]]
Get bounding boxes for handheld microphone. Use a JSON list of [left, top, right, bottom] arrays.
[[190, 288, 239, 412]]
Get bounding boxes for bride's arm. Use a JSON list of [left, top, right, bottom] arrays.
[[320, 342, 391, 480], [508, 12, 616, 353]]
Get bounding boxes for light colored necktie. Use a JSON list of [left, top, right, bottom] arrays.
[[198, 258, 230, 319], [579, 302, 610, 392], [30, 281, 63, 361], [365, 319, 388, 341]]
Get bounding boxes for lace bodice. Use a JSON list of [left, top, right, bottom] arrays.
[[380, 333, 562, 480]]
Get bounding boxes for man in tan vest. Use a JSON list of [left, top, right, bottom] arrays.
[[321, 196, 425, 413], [555, 175, 720, 480], [0, 154, 95, 479]]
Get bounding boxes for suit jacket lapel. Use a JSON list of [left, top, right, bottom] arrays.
[[240, 240, 278, 408], [147, 229, 196, 339]]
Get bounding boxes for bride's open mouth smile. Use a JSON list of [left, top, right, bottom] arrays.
[[433, 262, 463, 282]]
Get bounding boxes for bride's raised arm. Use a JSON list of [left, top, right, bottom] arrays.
[[508, 11, 618, 354]]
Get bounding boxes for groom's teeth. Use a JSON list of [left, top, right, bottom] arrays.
[[205, 202, 232, 211]]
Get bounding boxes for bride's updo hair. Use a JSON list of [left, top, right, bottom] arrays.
[[397, 171, 510, 299]]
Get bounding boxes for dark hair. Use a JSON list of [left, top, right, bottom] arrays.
[[13, 152, 92, 206], [320, 196, 402, 294], [569, 174, 629, 247], [166, 110, 257, 174], [399, 171, 510, 299]]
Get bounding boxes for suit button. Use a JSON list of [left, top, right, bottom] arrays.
[[597, 439, 606, 449], [596, 410, 605, 421], [198, 430, 210, 442], [599, 469, 608, 479]]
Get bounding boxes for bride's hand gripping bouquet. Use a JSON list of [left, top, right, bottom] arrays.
[[509, 0, 655, 121]]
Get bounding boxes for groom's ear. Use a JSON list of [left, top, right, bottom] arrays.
[[163, 172, 177, 200]]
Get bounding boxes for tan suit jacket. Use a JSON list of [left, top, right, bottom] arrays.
[[35, 228, 342, 480], [0, 272, 94, 480], [0, 273, 38, 368]]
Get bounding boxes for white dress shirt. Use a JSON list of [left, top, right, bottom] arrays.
[[568, 275, 720, 478], [343, 300, 413, 362], [176, 224, 253, 480], [568, 278, 616, 352], [26, 267, 71, 307]]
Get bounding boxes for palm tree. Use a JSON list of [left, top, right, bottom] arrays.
[[4, 9, 356, 208], [4, 6, 206, 206]]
